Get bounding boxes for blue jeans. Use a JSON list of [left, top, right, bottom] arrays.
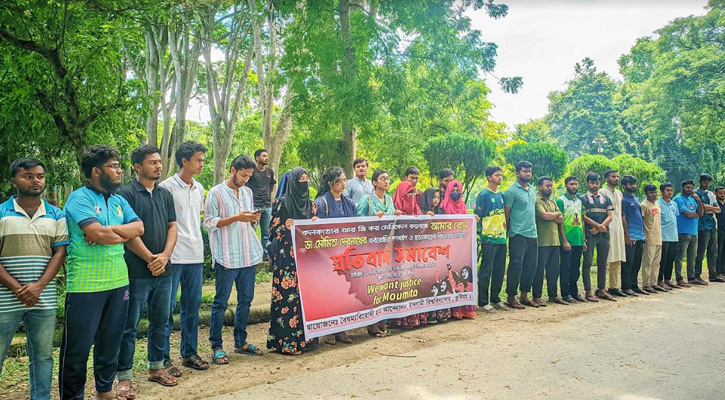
[[256, 206, 272, 258], [209, 263, 256, 350], [0, 308, 56, 400], [118, 275, 172, 380], [165, 263, 203, 361]]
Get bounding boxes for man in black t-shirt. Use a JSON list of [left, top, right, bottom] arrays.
[[247, 149, 276, 260]]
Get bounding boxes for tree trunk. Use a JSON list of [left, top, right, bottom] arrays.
[[338, 0, 358, 177], [144, 25, 160, 146]]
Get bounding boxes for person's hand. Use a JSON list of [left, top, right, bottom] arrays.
[[285, 219, 295, 229], [148, 253, 170, 276], [555, 215, 563, 224], [17, 283, 44, 307], [426, 211, 435, 216], [563, 241, 572, 251], [597, 223, 607, 233], [589, 226, 599, 235], [311, 216, 319, 221], [625, 236, 634, 246], [375, 211, 385, 218], [692, 193, 701, 202], [394, 210, 403, 216], [474, 215, 481, 222], [583, 242, 587, 251], [238, 211, 261, 223]]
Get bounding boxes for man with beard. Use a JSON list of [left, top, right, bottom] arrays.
[[694, 174, 723, 283], [658, 183, 681, 288], [716, 187, 725, 280], [674, 179, 704, 286], [60, 145, 144, 400], [557, 176, 586, 303], [600, 169, 627, 298], [0, 158, 68, 400], [475, 166, 507, 312], [439, 169, 455, 197], [620, 175, 648, 295], [534, 176, 566, 305], [115, 145, 179, 397], [343, 158, 373, 206], [641, 184, 664, 293], [246, 149, 276, 261], [581, 173, 615, 302], [404, 166, 422, 200], [203, 154, 265, 364], [504, 161, 538, 309]]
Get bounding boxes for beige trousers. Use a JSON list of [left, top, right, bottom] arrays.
[[642, 244, 662, 287], [608, 261, 621, 289]]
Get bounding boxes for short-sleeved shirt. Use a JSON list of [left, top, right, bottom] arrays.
[[556, 194, 584, 247], [64, 184, 140, 293], [343, 177, 374, 205], [535, 195, 560, 247], [474, 188, 506, 244], [580, 192, 614, 239], [504, 181, 537, 239], [247, 167, 276, 208], [658, 198, 680, 242], [159, 174, 205, 264], [622, 193, 645, 241], [118, 180, 177, 279], [0, 198, 69, 312], [203, 183, 263, 269], [674, 194, 698, 235], [695, 189, 717, 231], [641, 200, 662, 245]]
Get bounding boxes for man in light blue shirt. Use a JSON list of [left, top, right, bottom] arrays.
[[343, 158, 373, 205], [674, 179, 704, 286], [657, 182, 680, 288]]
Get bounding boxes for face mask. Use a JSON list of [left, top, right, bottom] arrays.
[[300, 181, 309, 192], [450, 192, 462, 201]]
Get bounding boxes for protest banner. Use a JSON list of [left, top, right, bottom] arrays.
[[291, 215, 477, 339]]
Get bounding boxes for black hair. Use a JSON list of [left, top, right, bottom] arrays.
[[81, 145, 120, 179], [372, 169, 388, 183], [459, 266, 473, 283], [681, 179, 695, 188], [131, 145, 161, 167], [254, 149, 268, 159], [353, 158, 368, 168], [604, 169, 618, 179], [439, 169, 454, 180], [404, 166, 420, 176], [230, 154, 256, 172], [586, 172, 601, 183], [643, 184, 657, 193], [10, 158, 45, 178], [620, 175, 637, 186], [716, 186, 725, 193], [175, 141, 208, 168], [485, 166, 502, 177], [317, 166, 345, 198], [515, 161, 533, 173], [564, 176, 578, 185], [699, 173, 713, 183], [537, 176, 553, 186], [660, 182, 673, 192]]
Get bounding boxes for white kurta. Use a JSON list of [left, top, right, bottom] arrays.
[[600, 186, 626, 263]]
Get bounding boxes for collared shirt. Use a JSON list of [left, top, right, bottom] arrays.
[[247, 167, 276, 208], [641, 200, 662, 245], [343, 177, 374, 205], [658, 198, 680, 242], [674, 194, 698, 235], [203, 183, 263, 269], [580, 191, 613, 239], [556, 193, 585, 246], [535, 195, 560, 246], [504, 180, 537, 239], [0, 197, 69, 312], [695, 189, 717, 231], [622, 193, 645, 241], [118, 180, 177, 279], [474, 188, 506, 244], [64, 184, 140, 293], [159, 174, 205, 264]]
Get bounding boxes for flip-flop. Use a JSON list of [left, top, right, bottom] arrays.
[[520, 299, 539, 308], [234, 343, 264, 356], [507, 302, 526, 310], [148, 371, 178, 387], [116, 380, 136, 400]]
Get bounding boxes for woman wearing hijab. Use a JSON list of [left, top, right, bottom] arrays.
[[357, 169, 403, 217], [313, 167, 358, 344], [441, 180, 477, 319], [267, 167, 317, 355], [419, 188, 445, 216]]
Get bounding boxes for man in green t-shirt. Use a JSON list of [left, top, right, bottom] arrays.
[[474, 166, 507, 312], [556, 176, 586, 303], [533, 176, 565, 306]]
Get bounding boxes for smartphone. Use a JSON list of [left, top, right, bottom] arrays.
[[252, 209, 265, 214]]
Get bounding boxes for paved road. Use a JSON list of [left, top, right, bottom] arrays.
[[214, 284, 725, 400]]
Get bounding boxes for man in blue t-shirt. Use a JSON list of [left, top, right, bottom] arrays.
[[694, 174, 723, 283], [674, 179, 704, 286], [620, 176, 647, 295]]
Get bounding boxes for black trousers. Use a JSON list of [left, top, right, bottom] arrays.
[[507, 235, 538, 297], [718, 229, 725, 275], [659, 241, 678, 281], [696, 229, 718, 279], [583, 236, 610, 291], [534, 246, 560, 299], [622, 240, 644, 290], [478, 242, 507, 306], [560, 246, 584, 298], [59, 286, 129, 400]]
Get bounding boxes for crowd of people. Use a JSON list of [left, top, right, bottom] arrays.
[[1, 141, 723, 400]]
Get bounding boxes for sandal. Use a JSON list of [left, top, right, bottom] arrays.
[[585, 295, 599, 302], [148, 371, 178, 387], [533, 298, 547, 307], [335, 332, 353, 343], [116, 380, 136, 399], [164, 363, 182, 378], [211, 349, 229, 365], [182, 354, 210, 370], [234, 343, 264, 356], [519, 299, 539, 308], [507, 301, 526, 310]]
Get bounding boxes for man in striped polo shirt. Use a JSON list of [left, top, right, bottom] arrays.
[[59, 146, 144, 400], [203, 154, 264, 364], [0, 158, 69, 400]]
